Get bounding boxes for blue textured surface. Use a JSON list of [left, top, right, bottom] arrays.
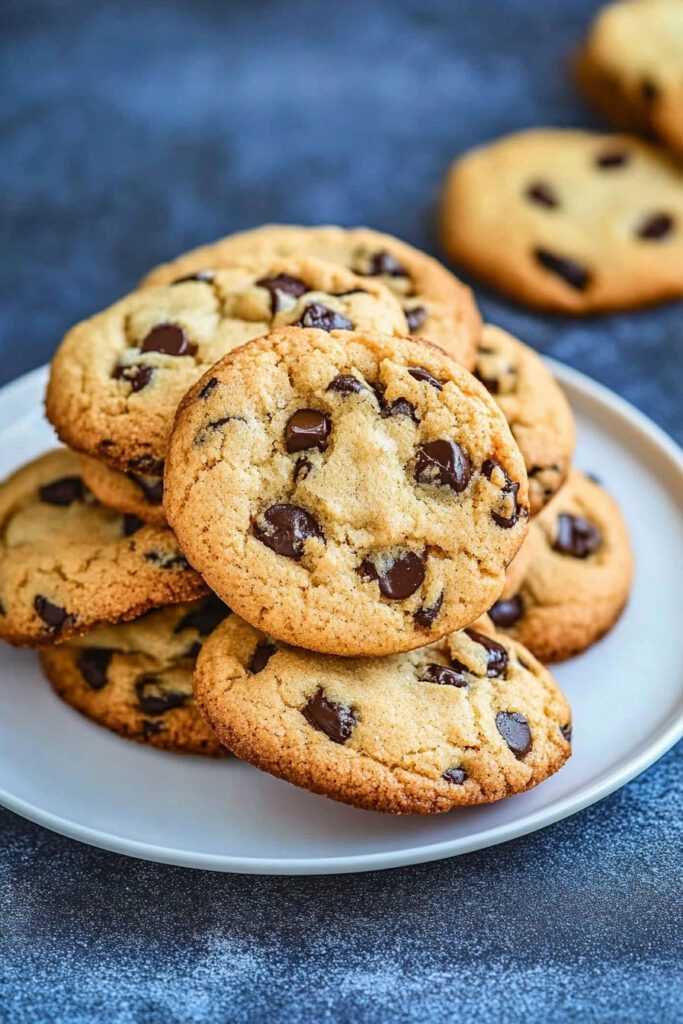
[[0, 2, 681, 1021]]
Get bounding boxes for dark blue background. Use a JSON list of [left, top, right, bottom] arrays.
[[1, 2, 681, 1021]]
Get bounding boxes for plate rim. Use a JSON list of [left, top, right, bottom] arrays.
[[0, 360, 681, 875]]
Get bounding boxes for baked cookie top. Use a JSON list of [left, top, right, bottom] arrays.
[[46, 255, 408, 472], [42, 597, 231, 757], [474, 325, 575, 515], [441, 129, 683, 313], [194, 614, 572, 814], [164, 327, 529, 656], [577, 0, 683, 158], [141, 223, 481, 368], [0, 449, 207, 647], [489, 470, 634, 662], [81, 456, 167, 528]]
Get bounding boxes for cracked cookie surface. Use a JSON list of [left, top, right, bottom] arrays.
[[194, 614, 571, 814], [474, 325, 575, 515], [141, 223, 481, 368], [577, 0, 683, 160], [488, 470, 633, 662], [441, 129, 683, 313], [164, 327, 529, 656], [0, 450, 207, 647], [81, 456, 167, 528], [41, 597, 230, 756], [46, 256, 408, 472]]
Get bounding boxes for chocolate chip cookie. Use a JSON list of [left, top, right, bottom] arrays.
[[40, 597, 230, 756], [141, 223, 481, 368], [488, 470, 633, 661], [0, 449, 207, 647], [194, 613, 571, 814], [441, 129, 683, 313], [474, 325, 575, 514], [81, 456, 167, 528], [577, 0, 683, 160], [46, 256, 408, 472], [164, 327, 530, 656]]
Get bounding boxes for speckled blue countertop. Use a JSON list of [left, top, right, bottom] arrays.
[[0, 2, 681, 1021]]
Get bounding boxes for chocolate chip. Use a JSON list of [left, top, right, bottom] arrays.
[[199, 377, 219, 400], [465, 628, 508, 678], [129, 455, 164, 475], [135, 677, 188, 716], [34, 595, 71, 634], [560, 722, 572, 743], [415, 440, 471, 494], [637, 213, 674, 240], [382, 397, 419, 422], [360, 550, 426, 600], [122, 514, 144, 536], [302, 688, 356, 744], [172, 270, 215, 285], [496, 711, 532, 757], [112, 364, 154, 392], [144, 551, 190, 570], [326, 374, 368, 396], [534, 248, 591, 291], [405, 305, 427, 332], [408, 366, 443, 390], [595, 151, 629, 169], [39, 476, 84, 506], [128, 472, 163, 504], [423, 663, 468, 688], [253, 504, 324, 560], [249, 642, 277, 674], [442, 766, 467, 785], [175, 595, 231, 636], [141, 323, 192, 356], [256, 273, 309, 313], [294, 303, 353, 332], [79, 648, 114, 690], [366, 250, 408, 277], [294, 457, 313, 482], [554, 513, 602, 558], [142, 719, 165, 738], [488, 595, 524, 628], [184, 641, 203, 659], [285, 409, 331, 453], [482, 459, 523, 529], [474, 368, 499, 394], [414, 590, 443, 628], [526, 181, 559, 208]]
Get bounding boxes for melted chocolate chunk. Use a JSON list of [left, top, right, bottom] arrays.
[[128, 472, 163, 504], [112, 364, 154, 393], [442, 766, 467, 785], [34, 595, 71, 634], [465, 628, 508, 678], [474, 368, 499, 394], [253, 504, 324, 560], [365, 250, 408, 277], [129, 455, 164, 476], [294, 303, 353, 332], [488, 595, 524, 628], [293, 457, 313, 482], [554, 513, 602, 558], [405, 305, 427, 332], [184, 641, 203, 659], [199, 377, 219, 400], [496, 711, 532, 757], [302, 688, 357, 744], [534, 248, 591, 291], [414, 591, 444, 628], [284, 409, 331, 453], [326, 374, 368, 396], [595, 151, 629, 169], [143, 551, 190, 570], [360, 550, 426, 600], [482, 459, 523, 529], [249, 642, 277, 674], [637, 213, 674, 240], [141, 323, 191, 356], [122, 514, 144, 536], [172, 270, 215, 285], [175, 595, 231, 636], [39, 476, 84, 506], [381, 396, 418, 422], [526, 181, 559, 208], [256, 273, 309, 313], [415, 440, 471, 493], [408, 366, 443, 390], [135, 677, 188, 716], [423, 663, 468, 688], [560, 722, 572, 743], [79, 648, 114, 690]]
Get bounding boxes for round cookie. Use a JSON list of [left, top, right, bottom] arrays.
[[0, 450, 207, 647], [195, 614, 571, 814], [41, 597, 231, 756], [473, 325, 575, 515], [576, 0, 683, 160], [46, 256, 409, 472], [164, 327, 530, 657], [488, 470, 634, 662], [441, 129, 683, 313], [81, 456, 167, 528], [141, 223, 481, 369]]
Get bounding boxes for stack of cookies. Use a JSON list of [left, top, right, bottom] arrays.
[[0, 225, 633, 814]]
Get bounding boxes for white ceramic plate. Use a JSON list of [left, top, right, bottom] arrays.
[[0, 363, 681, 874]]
